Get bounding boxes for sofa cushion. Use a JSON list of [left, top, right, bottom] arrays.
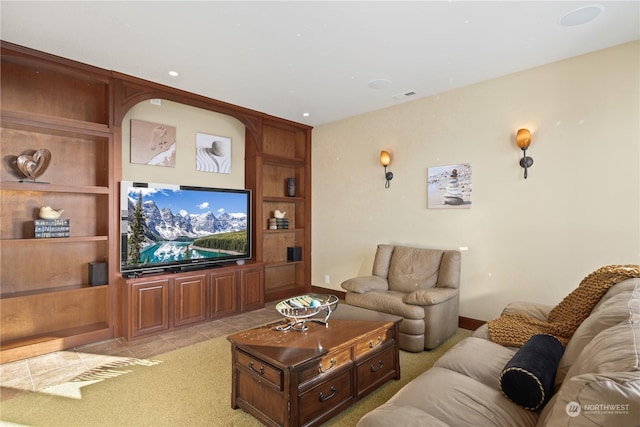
[[359, 367, 539, 427], [341, 275, 388, 294], [387, 247, 443, 293], [537, 372, 640, 427], [434, 337, 516, 390], [500, 334, 564, 411], [563, 315, 639, 383], [357, 404, 450, 427], [556, 279, 638, 386]]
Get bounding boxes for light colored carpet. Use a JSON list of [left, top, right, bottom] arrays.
[[0, 329, 471, 426]]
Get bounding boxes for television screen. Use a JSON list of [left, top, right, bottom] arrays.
[[120, 181, 251, 276]]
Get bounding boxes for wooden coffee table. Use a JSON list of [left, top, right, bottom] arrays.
[[227, 303, 402, 427]]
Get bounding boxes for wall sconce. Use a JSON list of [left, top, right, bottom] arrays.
[[516, 128, 533, 179], [380, 150, 394, 188]]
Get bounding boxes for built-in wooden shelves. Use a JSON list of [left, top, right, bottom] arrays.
[[0, 41, 115, 364], [1, 40, 313, 364], [246, 120, 312, 302]]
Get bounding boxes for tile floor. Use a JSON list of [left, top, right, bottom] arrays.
[[0, 301, 283, 402]]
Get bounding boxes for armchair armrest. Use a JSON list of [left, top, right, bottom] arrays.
[[341, 276, 388, 294], [403, 288, 458, 306], [501, 301, 552, 321]]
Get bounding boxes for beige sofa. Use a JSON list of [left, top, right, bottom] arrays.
[[341, 244, 461, 352], [357, 276, 640, 427]]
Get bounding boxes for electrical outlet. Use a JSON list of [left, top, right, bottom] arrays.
[[324, 274, 330, 284]]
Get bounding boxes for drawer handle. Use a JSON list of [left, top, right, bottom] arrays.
[[249, 361, 264, 376], [318, 358, 336, 374], [369, 336, 383, 349], [370, 360, 384, 372], [319, 386, 337, 402]]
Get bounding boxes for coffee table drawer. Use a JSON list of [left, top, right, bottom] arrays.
[[356, 343, 396, 396], [299, 369, 353, 426], [236, 350, 283, 390], [299, 347, 352, 386], [354, 327, 394, 359]]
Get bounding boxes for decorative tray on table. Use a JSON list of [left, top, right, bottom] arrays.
[[275, 294, 339, 332]]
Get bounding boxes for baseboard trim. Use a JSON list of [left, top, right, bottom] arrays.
[[311, 285, 485, 331], [458, 316, 485, 331]]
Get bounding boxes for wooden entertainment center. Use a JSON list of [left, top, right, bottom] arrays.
[[0, 41, 312, 362]]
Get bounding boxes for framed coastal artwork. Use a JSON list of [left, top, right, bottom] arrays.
[[196, 132, 231, 174], [427, 163, 472, 209], [130, 119, 177, 167]]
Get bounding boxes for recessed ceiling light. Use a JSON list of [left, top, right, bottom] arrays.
[[560, 4, 604, 27], [368, 79, 392, 90], [168, 70, 179, 77], [302, 112, 310, 117]]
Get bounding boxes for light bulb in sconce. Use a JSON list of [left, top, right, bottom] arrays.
[[380, 150, 393, 188], [516, 129, 533, 179]]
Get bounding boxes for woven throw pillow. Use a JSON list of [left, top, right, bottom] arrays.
[[500, 334, 564, 411]]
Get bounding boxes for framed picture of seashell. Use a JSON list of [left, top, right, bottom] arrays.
[[196, 132, 231, 174], [427, 163, 472, 209], [130, 119, 177, 167]]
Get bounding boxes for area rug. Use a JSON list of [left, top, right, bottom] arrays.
[[0, 329, 471, 426]]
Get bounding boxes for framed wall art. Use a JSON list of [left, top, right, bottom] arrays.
[[428, 163, 472, 209], [196, 132, 231, 174], [130, 119, 176, 167]]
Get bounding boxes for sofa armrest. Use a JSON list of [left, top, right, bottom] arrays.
[[501, 301, 552, 321], [403, 288, 458, 306], [341, 276, 389, 294]]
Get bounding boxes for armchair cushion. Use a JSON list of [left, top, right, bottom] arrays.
[[341, 275, 388, 294], [403, 287, 458, 306], [372, 244, 395, 278], [388, 247, 443, 293]]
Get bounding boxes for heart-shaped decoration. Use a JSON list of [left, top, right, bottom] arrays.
[[16, 149, 51, 180]]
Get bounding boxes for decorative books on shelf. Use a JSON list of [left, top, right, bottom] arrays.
[[268, 217, 289, 230], [34, 218, 70, 238]]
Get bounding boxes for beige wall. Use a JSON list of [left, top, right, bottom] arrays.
[[311, 41, 640, 322], [121, 99, 246, 188]]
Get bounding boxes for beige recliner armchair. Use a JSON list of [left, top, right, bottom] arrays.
[[341, 244, 461, 352]]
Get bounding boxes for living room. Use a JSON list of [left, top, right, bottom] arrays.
[[1, 2, 639, 426]]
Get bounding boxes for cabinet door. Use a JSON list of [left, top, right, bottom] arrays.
[[209, 270, 238, 319], [241, 266, 265, 312], [129, 279, 170, 338], [173, 275, 206, 327]]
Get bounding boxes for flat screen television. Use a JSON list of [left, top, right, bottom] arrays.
[[120, 181, 251, 277]]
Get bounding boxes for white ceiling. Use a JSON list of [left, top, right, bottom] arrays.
[[1, 1, 638, 127]]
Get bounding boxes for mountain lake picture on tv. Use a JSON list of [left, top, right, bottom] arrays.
[[120, 181, 251, 276]]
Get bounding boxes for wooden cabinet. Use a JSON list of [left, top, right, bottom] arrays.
[[126, 279, 170, 339], [240, 265, 265, 312], [0, 41, 114, 363], [209, 270, 238, 319], [246, 120, 312, 302], [174, 275, 207, 327], [121, 263, 264, 340]]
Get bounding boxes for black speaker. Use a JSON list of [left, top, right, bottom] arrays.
[[287, 246, 302, 262], [89, 262, 108, 286]]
